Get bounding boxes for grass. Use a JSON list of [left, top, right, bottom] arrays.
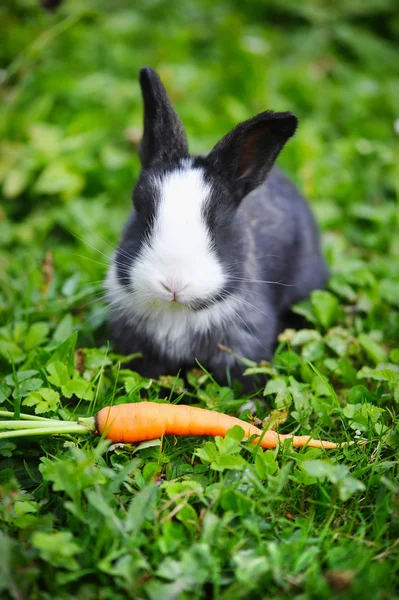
[[1, 1, 399, 598]]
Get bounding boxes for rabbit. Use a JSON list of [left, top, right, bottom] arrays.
[[105, 67, 329, 390]]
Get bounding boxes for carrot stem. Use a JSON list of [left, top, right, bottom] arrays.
[[0, 414, 96, 439], [0, 420, 86, 430]]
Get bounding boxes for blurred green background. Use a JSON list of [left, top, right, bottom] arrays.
[[0, 3, 399, 599]]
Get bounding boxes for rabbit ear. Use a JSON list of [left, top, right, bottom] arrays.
[[139, 67, 189, 168], [207, 111, 298, 200]]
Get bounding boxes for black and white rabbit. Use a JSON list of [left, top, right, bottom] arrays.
[[106, 67, 328, 388]]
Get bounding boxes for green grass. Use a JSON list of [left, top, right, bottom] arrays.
[[1, 1, 399, 598]]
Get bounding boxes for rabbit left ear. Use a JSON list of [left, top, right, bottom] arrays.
[[139, 67, 189, 169], [206, 111, 298, 200]]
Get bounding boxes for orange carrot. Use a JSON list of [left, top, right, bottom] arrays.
[[95, 402, 343, 449]]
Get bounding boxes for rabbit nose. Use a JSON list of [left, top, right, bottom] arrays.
[[161, 281, 176, 300], [160, 280, 188, 301]]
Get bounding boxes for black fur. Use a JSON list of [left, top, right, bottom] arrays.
[[204, 110, 298, 204], [107, 67, 328, 390], [139, 67, 189, 169]]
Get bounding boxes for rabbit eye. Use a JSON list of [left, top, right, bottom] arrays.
[[212, 232, 216, 240]]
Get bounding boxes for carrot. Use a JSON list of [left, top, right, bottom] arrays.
[[0, 403, 346, 448], [95, 402, 343, 449]]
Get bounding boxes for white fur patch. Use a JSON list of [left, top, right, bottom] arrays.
[[105, 167, 237, 361], [132, 167, 226, 307]]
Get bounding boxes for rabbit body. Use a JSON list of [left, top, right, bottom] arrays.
[[106, 68, 328, 386]]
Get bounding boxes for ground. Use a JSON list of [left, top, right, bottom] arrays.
[[0, 1, 399, 599]]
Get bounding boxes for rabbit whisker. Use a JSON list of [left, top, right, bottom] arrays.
[[220, 293, 269, 353], [228, 277, 297, 287], [223, 290, 272, 322]]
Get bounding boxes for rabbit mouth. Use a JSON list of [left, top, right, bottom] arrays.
[[149, 280, 228, 312], [147, 292, 224, 313], [154, 296, 214, 312]]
